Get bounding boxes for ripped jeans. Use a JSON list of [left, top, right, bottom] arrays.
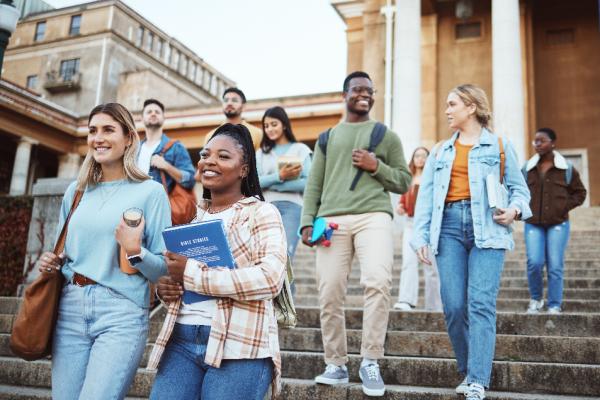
[[525, 221, 570, 309]]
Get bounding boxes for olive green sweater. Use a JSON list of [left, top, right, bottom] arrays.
[[301, 120, 411, 228]]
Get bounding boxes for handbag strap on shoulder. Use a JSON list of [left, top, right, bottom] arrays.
[[53, 189, 84, 255], [159, 139, 177, 192]]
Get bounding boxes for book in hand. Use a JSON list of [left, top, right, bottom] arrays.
[[277, 155, 302, 170], [486, 174, 508, 213], [162, 219, 235, 304]]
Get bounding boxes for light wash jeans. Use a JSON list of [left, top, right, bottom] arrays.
[[150, 324, 273, 400], [525, 221, 570, 308], [397, 217, 442, 311], [272, 200, 302, 259], [51, 283, 148, 400], [435, 200, 505, 388]]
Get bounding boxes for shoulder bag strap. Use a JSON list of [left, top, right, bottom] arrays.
[[159, 139, 177, 193], [53, 189, 84, 255], [498, 137, 505, 184]]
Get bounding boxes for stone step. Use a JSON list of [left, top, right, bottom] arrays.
[[293, 268, 600, 281], [281, 351, 600, 396], [294, 296, 599, 312], [278, 328, 600, 364], [295, 285, 600, 300], [280, 378, 599, 400], [0, 384, 145, 400], [291, 260, 600, 272], [0, 379, 596, 400], [292, 276, 600, 289], [291, 307, 600, 337]]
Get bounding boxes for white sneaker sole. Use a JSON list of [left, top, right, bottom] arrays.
[[456, 385, 468, 394], [314, 376, 349, 385], [362, 385, 385, 397]]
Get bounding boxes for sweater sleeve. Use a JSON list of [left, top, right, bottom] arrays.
[[182, 203, 286, 301], [566, 167, 587, 211], [135, 184, 170, 283], [300, 143, 326, 228], [370, 130, 411, 195]]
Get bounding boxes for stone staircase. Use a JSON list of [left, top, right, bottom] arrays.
[[0, 228, 599, 399]]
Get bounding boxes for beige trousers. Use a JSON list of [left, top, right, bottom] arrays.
[[315, 212, 394, 365]]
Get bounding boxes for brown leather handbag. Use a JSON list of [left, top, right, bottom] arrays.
[[159, 139, 197, 225], [10, 190, 83, 361]]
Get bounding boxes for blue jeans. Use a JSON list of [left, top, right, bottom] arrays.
[[52, 283, 148, 400], [272, 201, 302, 259], [150, 324, 273, 400], [435, 201, 505, 388], [525, 221, 570, 308]]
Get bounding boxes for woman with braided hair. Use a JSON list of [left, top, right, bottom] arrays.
[[148, 123, 287, 400]]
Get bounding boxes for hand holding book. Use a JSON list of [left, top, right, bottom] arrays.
[[163, 250, 188, 283], [277, 155, 302, 181]]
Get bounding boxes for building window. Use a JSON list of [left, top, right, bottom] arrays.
[[157, 38, 164, 58], [164, 44, 171, 64], [191, 63, 197, 82], [147, 31, 154, 52], [546, 28, 575, 46], [60, 58, 80, 81], [455, 21, 482, 40], [26, 75, 38, 89], [69, 14, 81, 36], [34, 21, 46, 41], [136, 26, 144, 47]]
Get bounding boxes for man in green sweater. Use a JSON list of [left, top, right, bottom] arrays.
[[300, 71, 411, 397]]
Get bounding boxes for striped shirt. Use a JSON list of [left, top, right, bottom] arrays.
[[147, 197, 287, 396]]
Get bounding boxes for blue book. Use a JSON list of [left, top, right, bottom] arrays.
[[162, 219, 235, 304]]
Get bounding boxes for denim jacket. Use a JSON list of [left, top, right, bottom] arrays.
[[411, 128, 532, 255], [141, 134, 196, 193]]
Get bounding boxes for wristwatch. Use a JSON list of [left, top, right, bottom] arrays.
[[127, 248, 146, 266]]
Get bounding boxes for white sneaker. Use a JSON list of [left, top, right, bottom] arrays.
[[526, 299, 544, 314], [456, 377, 469, 394], [393, 302, 413, 311], [465, 383, 486, 399], [548, 306, 561, 315]]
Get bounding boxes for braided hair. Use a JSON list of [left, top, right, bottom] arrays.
[[203, 123, 264, 201]]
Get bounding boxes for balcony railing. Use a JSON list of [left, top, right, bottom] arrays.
[[43, 71, 81, 93]]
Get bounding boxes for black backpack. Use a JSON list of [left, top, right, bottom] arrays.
[[317, 122, 387, 191]]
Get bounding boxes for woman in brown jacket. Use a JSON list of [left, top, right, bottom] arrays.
[[522, 128, 587, 314]]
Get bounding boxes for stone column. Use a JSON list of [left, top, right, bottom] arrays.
[[362, 0, 386, 122], [57, 153, 82, 179], [492, 0, 526, 162], [392, 0, 421, 158], [9, 137, 37, 196]]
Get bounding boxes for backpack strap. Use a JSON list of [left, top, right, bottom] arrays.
[[159, 139, 177, 156], [498, 137, 505, 184], [349, 122, 387, 191], [317, 129, 331, 156]]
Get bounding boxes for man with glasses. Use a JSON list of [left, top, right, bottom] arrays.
[[204, 87, 263, 150], [300, 71, 411, 397]]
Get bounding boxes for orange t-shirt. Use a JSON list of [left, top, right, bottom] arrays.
[[445, 141, 473, 202]]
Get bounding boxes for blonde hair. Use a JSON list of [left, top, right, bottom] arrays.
[[450, 84, 492, 128], [76, 103, 149, 190]]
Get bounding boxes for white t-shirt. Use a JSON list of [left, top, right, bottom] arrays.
[[137, 140, 161, 173], [176, 207, 235, 326]]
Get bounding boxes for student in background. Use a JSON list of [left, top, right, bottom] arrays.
[[256, 106, 312, 262], [522, 127, 586, 314], [39, 103, 170, 400], [411, 84, 531, 400], [394, 146, 442, 312], [148, 124, 287, 400]]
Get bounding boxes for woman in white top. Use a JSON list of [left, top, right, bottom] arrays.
[[256, 106, 312, 260]]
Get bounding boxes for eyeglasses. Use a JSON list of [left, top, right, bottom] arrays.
[[531, 139, 552, 146], [348, 86, 376, 96]]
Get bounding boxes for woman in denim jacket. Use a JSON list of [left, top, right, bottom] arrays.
[[411, 84, 531, 400]]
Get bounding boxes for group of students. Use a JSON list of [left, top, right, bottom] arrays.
[[35, 70, 586, 400]]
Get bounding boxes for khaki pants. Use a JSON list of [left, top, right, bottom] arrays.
[[316, 212, 394, 365]]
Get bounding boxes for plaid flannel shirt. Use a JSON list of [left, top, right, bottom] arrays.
[[147, 197, 287, 396]]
